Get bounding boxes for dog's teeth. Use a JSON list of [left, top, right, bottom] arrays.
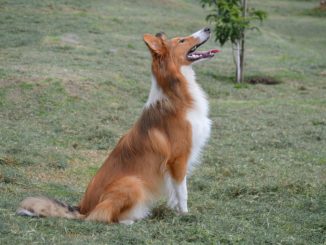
[[188, 52, 205, 60]]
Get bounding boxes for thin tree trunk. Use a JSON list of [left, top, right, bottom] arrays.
[[232, 41, 241, 83], [239, 36, 244, 83], [239, 0, 247, 83], [231, 43, 237, 82], [236, 41, 241, 83]]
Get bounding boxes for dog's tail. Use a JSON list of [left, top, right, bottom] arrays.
[[16, 196, 84, 219]]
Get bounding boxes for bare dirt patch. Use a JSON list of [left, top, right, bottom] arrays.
[[246, 76, 282, 85]]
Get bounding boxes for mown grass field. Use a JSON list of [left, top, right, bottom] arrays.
[[0, 0, 325, 244]]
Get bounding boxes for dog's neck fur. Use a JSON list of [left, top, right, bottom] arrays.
[[146, 65, 208, 116], [145, 75, 166, 108], [145, 64, 211, 173]]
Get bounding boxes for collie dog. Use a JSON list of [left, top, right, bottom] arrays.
[[17, 28, 219, 224]]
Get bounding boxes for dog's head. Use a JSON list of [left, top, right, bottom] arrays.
[[143, 28, 219, 66]]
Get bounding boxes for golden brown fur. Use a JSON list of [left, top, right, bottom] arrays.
[[17, 28, 215, 224]]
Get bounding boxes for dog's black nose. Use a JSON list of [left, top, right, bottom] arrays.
[[204, 27, 211, 33]]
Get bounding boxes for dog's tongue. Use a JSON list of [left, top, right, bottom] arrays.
[[187, 49, 221, 61], [210, 49, 220, 54]]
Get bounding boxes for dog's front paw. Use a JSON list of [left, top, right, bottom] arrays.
[[167, 197, 178, 210], [177, 206, 188, 215], [175, 200, 188, 215]]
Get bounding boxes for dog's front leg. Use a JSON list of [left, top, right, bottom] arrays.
[[168, 156, 188, 214], [173, 176, 188, 214], [165, 173, 179, 210]]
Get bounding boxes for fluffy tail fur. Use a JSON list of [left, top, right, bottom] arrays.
[[16, 197, 84, 219]]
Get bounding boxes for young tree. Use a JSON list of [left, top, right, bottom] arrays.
[[201, 0, 267, 83]]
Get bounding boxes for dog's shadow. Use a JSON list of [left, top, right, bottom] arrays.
[[149, 204, 198, 223], [149, 204, 175, 220]]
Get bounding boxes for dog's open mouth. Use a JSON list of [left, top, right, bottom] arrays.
[[187, 38, 220, 62]]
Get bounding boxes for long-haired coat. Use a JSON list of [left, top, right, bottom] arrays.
[[17, 28, 219, 224]]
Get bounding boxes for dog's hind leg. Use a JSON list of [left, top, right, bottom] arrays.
[[85, 176, 149, 224]]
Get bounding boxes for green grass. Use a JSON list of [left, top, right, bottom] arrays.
[[0, 0, 325, 244]]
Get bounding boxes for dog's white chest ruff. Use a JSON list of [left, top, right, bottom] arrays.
[[181, 66, 211, 173]]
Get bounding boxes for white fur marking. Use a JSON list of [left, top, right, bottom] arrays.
[[164, 173, 178, 209], [191, 29, 209, 43], [181, 65, 212, 173], [119, 220, 135, 225], [16, 208, 37, 217], [145, 75, 165, 108], [121, 202, 150, 222], [174, 177, 188, 214], [164, 173, 188, 213]]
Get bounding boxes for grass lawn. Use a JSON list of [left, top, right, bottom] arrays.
[[0, 0, 325, 244]]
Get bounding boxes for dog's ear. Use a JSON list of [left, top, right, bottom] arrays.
[[143, 34, 165, 55], [155, 32, 167, 41]]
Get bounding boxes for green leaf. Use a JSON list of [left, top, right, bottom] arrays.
[[201, 0, 267, 46]]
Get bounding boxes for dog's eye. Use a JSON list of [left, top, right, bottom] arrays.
[[179, 39, 185, 43]]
